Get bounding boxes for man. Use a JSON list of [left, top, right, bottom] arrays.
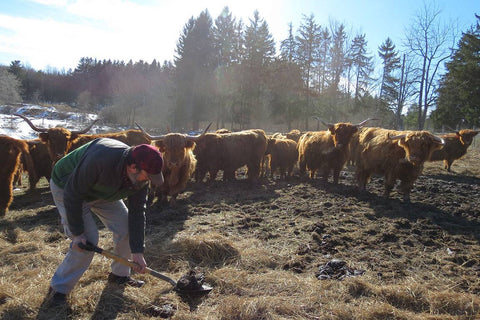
[[47, 138, 164, 306]]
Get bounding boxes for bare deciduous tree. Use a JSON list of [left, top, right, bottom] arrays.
[[405, 1, 456, 129]]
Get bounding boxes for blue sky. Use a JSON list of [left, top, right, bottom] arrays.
[[0, 0, 478, 71]]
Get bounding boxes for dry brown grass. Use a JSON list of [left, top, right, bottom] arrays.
[[1, 150, 480, 319]]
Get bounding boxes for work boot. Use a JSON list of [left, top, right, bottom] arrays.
[[47, 287, 67, 307], [107, 273, 145, 287]]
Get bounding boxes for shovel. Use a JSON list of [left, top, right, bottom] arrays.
[[78, 242, 212, 295]]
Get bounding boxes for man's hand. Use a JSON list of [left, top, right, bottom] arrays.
[[131, 253, 147, 273], [72, 234, 87, 251]]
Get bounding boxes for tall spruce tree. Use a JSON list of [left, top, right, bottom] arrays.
[[432, 15, 480, 129], [280, 22, 296, 62], [295, 14, 320, 128], [378, 38, 400, 104], [174, 10, 216, 130], [239, 10, 275, 128], [350, 34, 374, 101]]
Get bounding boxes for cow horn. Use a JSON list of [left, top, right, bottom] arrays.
[[135, 122, 167, 140], [388, 133, 406, 140], [432, 135, 445, 145], [71, 119, 99, 135], [356, 118, 378, 128], [311, 116, 333, 128], [187, 122, 212, 140], [14, 113, 48, 133]]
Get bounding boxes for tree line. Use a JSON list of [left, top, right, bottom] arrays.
[[0, 6, 478, 132]]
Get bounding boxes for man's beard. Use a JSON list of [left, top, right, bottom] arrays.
[[127, 171, 149, 190]]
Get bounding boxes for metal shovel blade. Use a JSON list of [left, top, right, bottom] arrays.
[[78, 242, 212, 295]]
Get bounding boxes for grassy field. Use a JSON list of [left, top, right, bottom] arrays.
[[1, 149, 480, 319]]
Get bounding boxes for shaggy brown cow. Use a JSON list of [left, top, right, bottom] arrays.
[[136, 123, 210, 207], [0, 136, 36, 216], [23, 139, 52, 191], [285, 129, 302, 143], [265, 137, 298, 180], [194, 129, 268, 183], [429, 129, 479, 171], [15, 114, 96, 162], [68, 129, 150, 152], [297, 119, 372, 184], [353, 128, 444, 201]]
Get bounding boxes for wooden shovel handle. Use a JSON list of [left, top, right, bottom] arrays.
[[78, 242, 177, 286]]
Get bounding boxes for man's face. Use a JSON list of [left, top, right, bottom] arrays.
[[127, 165, 150, 189]]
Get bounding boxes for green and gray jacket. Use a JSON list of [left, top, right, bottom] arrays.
[[51, 138, 148, 253]]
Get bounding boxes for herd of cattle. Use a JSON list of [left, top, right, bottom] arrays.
[[0, 114, 478, 217]]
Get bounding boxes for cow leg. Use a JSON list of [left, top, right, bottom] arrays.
[[399, 179, 414, 202], [169, 194, 178, 207], [442, 160, 448, 170], [0, 176, 14, 216], [383, 174, 396, 198], [320, 168, 329, 182], [356, 171, 369, 191], [299, 156, 306, 175], [333, 167, 340, 184], [446, 160, 453, 172]]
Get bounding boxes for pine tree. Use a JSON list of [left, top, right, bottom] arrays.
[[238, 10, 275, 128], [433, 15, 480, 128], [280, 22, 296, 62], [350, 34, 374, 101], [174, 10, 216, 130], [378, 38, 400, 104]]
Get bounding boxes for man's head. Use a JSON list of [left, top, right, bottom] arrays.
[[127, 144, 164, 188]]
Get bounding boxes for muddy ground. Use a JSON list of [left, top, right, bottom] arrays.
[[2, 148, 480, 319]]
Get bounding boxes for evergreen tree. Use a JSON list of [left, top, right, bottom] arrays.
[[329, 23, 348, 95], [295, 14, 320, 128], [280, 22, 296, 62], [238, 10, 275, 128], [350, 34, 374, 101], [213, 7, 242, 128], [174, 10, 216, 130], [378, 38, 400, 104], [433, 15, 480, 128]]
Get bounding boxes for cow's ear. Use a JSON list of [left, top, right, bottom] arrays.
[[328, 126, 335, 134], [71, 133, 80, 140], [455, 132, 461, 138], [186, 140, 195, 149], [39, 132, 49, 143]]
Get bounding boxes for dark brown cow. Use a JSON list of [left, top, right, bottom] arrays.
[[0, 136, 36, 216], [353, 128, 444, 201], [136, 123, 209, 207], [285, 129, 302, 143], [194, 129, 268, 183], [297, 119, 372, 184], [15, 114, 96, 163], [265, 137, 298, 180], [67, 129, 150, 152], [23, 139, 52, 191], [429, 129, 479, 171]]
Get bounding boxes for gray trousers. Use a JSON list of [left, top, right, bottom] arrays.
[[50, 179, 131, 294]]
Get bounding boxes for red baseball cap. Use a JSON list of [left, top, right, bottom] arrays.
[[131, 144, 164, 186]]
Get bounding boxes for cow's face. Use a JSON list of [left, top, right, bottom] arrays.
[[457, 130, 479, 146], [330, 123, 358, 149], [39, 128, 76, 163], [155, 134, 195, 170], [398, 132, 444, 166]]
